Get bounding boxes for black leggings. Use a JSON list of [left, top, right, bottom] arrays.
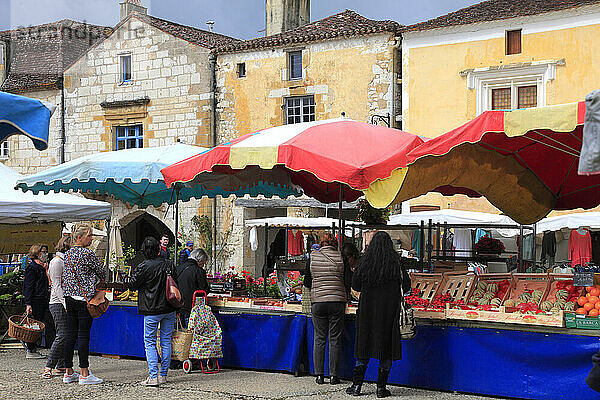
[[63, 297, 93, 369]]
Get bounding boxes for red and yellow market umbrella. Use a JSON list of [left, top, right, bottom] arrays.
[[364, 102, 600, 224], [161, 118, 425, 204]]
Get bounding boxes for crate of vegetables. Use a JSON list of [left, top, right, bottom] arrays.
[[438, 272, 475, 305], [407, 273, 446, 319], [409, 273, 443, 303], [467, 273, 512, 308], [536, 274, 581, 313], [572, 283, 600, 319], [502, 273, 549, 308]]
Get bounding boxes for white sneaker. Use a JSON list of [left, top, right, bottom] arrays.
[[79, 373, 103, 385], [158, 375, 167, 385], [26, 350, 46, 359], [141, 376, 159, 387], [63, 371, 80, 383]]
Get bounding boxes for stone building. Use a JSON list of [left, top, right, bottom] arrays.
[[0, 20, 112, 173], [62, 2, 239, 251], [212, 7, 402, 272]]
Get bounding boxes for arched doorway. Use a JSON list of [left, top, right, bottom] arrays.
[[120, 212, 174, 265]]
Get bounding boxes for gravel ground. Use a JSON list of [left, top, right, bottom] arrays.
[[0, 348, 509, 400]]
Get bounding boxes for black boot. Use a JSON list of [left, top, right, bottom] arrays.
[[376, 368, 391, 398], [315, 375, 325, 384], [345, 364, 366, 396], [330, 376, 341, 385]]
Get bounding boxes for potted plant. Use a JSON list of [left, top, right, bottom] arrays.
[[474, 235, 505, 256]]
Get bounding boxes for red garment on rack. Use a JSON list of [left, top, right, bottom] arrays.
[[569, 229, 592, 267], [287, 230, 304, 256], [295, 230, 304, 254]]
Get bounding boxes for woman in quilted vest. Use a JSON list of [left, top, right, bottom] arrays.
[[346, 231, 411, 398], [303, 232, 349, 386]]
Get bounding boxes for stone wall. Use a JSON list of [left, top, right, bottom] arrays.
[[64, 17, 213, 159], [2, 88, 62, 174]]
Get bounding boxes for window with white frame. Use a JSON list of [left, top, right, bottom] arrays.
[[285, 96, 315, 124], [0, 142, 8, 159], [462, 60, 564, 115], [119, 54, 132, 83], [287, 50, 303, 80]]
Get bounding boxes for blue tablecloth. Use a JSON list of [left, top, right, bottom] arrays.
[[90, 305, 600, 399], [306, 318, 600, 400], [89, 305, 306, 373]]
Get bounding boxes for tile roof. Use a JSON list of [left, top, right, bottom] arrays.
[[0, 20, 112, 93], [216, 9, 401, 54], [134, 13, 240, 49], [406, 0, 600, 32]]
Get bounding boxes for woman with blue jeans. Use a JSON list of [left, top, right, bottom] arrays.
[[130, 236, 177, 387]]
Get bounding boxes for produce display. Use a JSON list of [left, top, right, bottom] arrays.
[[575, 285, 600, 317], [114, 289, 138, 302], [469, 280, 510, 306], [405, 289, 462, 310], [0, 269, 25, 305]]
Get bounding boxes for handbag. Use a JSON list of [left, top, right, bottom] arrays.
[[68, 263, 109, 318], [398, 292, 417, 340], [166, 262, 184, 308]]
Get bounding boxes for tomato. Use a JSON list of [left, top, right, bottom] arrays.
[[595, 301, 600, 310], [565, 284, 575, 292], [578, 297, 589, 306], [576, 307, 588, 315]]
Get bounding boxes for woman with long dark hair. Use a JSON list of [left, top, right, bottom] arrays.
[[346, 231, 411, 398]]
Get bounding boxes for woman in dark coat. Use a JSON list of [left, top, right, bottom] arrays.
[[346, 231, 411, 398]]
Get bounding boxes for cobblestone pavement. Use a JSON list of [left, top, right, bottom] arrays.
[[0, 348, 509, 400]]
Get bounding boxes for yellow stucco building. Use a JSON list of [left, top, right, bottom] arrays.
[[401, 0, 600, 212]]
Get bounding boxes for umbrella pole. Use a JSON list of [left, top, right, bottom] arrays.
[[174, 186, 180, 266], [105, 214, 111, 282], [338, 184, 343, 248]]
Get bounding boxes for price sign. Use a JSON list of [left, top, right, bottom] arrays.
[[573, 271, 594, 287]]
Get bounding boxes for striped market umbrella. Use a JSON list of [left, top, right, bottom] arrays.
[[161, 118, 425, 204], [364, 102, 600, 224]]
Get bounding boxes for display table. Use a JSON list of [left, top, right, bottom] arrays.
[[89, 303, 306, 373], [90, 303, 600, 400], [306, 317, 600, 400]]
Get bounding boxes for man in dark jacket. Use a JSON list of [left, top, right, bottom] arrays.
[[129, 237, 177, 386], [178, 241, 194, 265], [175, 248, 209, 327]]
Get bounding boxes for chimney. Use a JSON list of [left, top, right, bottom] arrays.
[[265, 0, 310, 36], [120, 0, 147, 20]]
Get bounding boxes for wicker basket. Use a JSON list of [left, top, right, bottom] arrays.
[[8, 315, 45, 343]]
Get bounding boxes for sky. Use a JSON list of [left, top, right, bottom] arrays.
[[0, 0, 484, 39]]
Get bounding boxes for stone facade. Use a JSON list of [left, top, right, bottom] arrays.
[[214, 33, 400, 271], [2, 89, 62, 174]]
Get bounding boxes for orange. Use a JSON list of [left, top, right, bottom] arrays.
[[578, 297, 589, 306], [576, 307, 588, 315], [590, 309, 600, 317], [595, 302, 600, 310], [589, 296, 600, 305], [584, 302, 594, 311], [586, 286, 594, 293], [591, 289, 600, 297]]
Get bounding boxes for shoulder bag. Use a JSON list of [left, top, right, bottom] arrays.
[[68, 263, 109, 318], [398, 289, 417, 340], [166, 261, 184, 308]]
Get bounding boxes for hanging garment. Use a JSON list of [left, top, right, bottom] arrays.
[[578, 89, 600, 176], [295, 230, 305, 255], [411, 229, 422, 259], [249, 226, 258, 251], [306, 234, 317, 252], [569, 229, 593, 267], [522, 234, 534, 261], [540, 231, 556, 264], [475, 228, 491, 244], [452, 229, 472, 258]]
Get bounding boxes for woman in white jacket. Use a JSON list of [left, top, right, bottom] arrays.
[[42, 236, 70, 378]]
